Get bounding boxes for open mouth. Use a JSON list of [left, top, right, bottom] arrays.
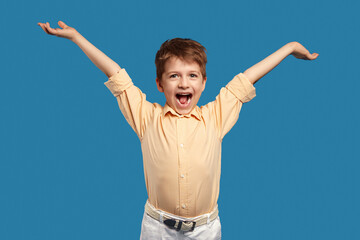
[[176, 93, 192, 106]]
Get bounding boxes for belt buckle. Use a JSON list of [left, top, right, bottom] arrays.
[[164, 219, 196, 232], [182, 221, 196, 232]]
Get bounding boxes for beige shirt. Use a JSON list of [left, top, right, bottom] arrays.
[[104, 69, 256, 217]]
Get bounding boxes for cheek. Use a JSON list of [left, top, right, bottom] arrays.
[[201, 81, 206, 91], [197, 84, 205, 94], [164, 89, 175, 100]]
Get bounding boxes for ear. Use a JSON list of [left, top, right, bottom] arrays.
[[201, 77, 207, 92], [156, 77, 164, 92]]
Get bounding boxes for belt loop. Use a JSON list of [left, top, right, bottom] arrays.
[[206, 213, 211, 224], [160, 212, 164, 223]]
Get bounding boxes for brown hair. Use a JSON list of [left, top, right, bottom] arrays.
[[155, 38, 207, 80]]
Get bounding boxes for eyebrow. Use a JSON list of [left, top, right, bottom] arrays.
[[166, 70, 200, 74]]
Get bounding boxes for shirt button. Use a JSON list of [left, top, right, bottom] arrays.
[[180, 174, 185, 178], [180, 144, 184, 148], [182, 204, 186, 209]]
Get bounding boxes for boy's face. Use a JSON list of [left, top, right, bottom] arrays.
[[156, 57, 206, 115]]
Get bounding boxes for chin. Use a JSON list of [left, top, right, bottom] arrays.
[[176, 107, 192, 115], [177, 110, 190, 115]]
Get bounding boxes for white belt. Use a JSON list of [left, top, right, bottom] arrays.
[[145, 201, 219, 232]]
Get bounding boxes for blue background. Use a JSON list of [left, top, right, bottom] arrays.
[[1, 0, 359, 239]]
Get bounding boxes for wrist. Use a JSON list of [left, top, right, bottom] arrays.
[[71, 31, 82, 43], [287, 41, 299, 53]]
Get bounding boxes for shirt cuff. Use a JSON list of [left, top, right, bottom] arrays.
[[225, 73, 256, 103], [104, 68, 134, 97]]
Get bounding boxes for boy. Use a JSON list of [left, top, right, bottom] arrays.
[[38, 21, 318, 239]]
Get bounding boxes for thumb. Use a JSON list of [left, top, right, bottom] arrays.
[[305, 51, 315, 60], [307, 52, 318, 60], [58, 21, 68, 28]]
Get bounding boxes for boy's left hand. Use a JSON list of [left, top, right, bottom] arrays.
[[290, 42, 319, 60]]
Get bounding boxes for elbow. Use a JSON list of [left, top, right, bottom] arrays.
[[243, 71, 257, 85]]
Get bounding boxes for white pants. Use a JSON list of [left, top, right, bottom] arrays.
[[140, 211, 222, 240]]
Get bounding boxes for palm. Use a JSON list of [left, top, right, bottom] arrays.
[[38, 21, 78, 40]]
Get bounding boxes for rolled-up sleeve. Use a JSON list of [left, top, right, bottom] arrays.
[[225, 73, 256, 103], [104, 69, 154, 140], [205, 73, 256, 139], [104, 69, 134, 97]]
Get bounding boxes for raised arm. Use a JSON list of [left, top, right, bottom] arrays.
[[38, 21, 121, 78], [243, 42, 319, 85]]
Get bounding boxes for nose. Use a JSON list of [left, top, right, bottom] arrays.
[[178, 77, 189, 89]]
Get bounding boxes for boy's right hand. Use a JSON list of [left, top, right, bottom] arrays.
[[37, 21, 78, 41]]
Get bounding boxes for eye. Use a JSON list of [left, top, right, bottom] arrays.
[[170, 74, 178, 78], [190, 74, 198, 78]]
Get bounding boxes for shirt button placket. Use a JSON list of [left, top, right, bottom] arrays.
[[177, 117, 187, 215]]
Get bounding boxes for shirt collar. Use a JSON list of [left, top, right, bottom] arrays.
[[163, 104, 202, 121]]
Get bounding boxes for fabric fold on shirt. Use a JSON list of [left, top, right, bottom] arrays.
[[104, 68, 134, 97], [225, 73, 256, 103]]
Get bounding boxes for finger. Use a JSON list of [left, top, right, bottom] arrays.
[[46, 22, 54, 31], [312, 53, 319, 59], [302, 51, 312, 60], [39, 23, 51, 34], [46, 22, 55, 32], [44, 23, 57, 35], [58, 20, 67, 29], [38, 23, 44, 30], [307, 53, 318, 60]]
